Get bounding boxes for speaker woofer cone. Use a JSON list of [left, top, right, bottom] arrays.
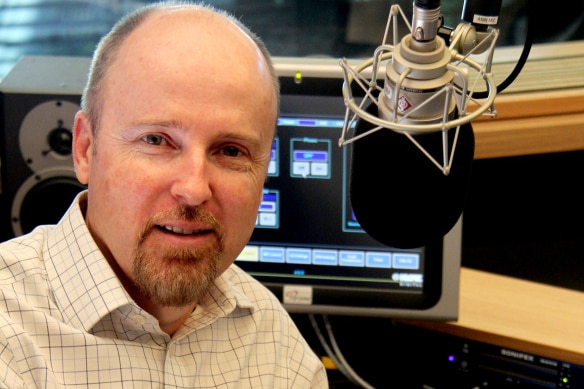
[[11, 167, 86, 236]]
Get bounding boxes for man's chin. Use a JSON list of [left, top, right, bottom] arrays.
[[133, 245, 219, 306]]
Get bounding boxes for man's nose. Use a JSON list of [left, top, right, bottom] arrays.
[[170, 153, 213, 206]]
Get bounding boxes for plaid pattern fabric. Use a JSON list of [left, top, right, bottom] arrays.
[[0, 192, 327, 388]]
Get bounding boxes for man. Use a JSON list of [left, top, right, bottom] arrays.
[[0, 2, 328, 387]]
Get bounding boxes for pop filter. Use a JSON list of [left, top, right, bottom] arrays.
[[350, 102, 474, 248]]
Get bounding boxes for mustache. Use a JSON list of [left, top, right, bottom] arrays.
[[138, 205, 223, 243]]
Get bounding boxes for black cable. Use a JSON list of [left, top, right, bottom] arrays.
[[473, 0, 534, 99]]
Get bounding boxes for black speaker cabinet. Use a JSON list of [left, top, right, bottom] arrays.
[[0, 56, 91, 242]]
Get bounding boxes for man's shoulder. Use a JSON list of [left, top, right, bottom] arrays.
[[0, 227, 50, 284]]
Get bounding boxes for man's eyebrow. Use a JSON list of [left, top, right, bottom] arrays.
[[126, 119, 184, 130], [220, 131, 265, 146]]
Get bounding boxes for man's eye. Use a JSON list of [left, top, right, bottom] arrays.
[[143, 134, 166, 145], [223, 146, 241, 157]]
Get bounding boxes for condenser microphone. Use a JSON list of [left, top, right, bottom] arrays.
[[339, 0, 501, 248]]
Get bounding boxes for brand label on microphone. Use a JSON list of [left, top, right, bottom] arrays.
[[473, 14, 499, 25], [283, 285, 313, 305], [398, 95, 413, 112]]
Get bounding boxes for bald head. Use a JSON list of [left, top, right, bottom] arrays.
[[81, 2, 279, 134]]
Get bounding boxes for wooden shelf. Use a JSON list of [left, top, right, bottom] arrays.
[[402, 267, 584, 366], [469, 41, 584, 159], [473, 87, 584, 159]]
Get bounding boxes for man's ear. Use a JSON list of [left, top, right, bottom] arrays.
[[72, 111, 93, 185]]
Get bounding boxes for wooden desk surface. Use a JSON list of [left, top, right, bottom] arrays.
[[403, 267, 584, 366]]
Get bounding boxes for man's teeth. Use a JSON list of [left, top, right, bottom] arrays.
[[163, 225, 199, 235]]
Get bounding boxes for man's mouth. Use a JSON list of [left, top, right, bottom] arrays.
[[159, 225, 210, 235]]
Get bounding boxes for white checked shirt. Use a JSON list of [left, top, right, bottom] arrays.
[[0, 192, 328, 388]]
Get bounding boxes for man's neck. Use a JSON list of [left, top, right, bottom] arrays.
[[136, 295, 196, 336]]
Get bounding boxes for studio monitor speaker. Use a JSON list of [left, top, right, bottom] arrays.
[[0, 56, 91, 242]]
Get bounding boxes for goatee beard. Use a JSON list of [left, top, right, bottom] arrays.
[[133, 206, 224, 307]]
